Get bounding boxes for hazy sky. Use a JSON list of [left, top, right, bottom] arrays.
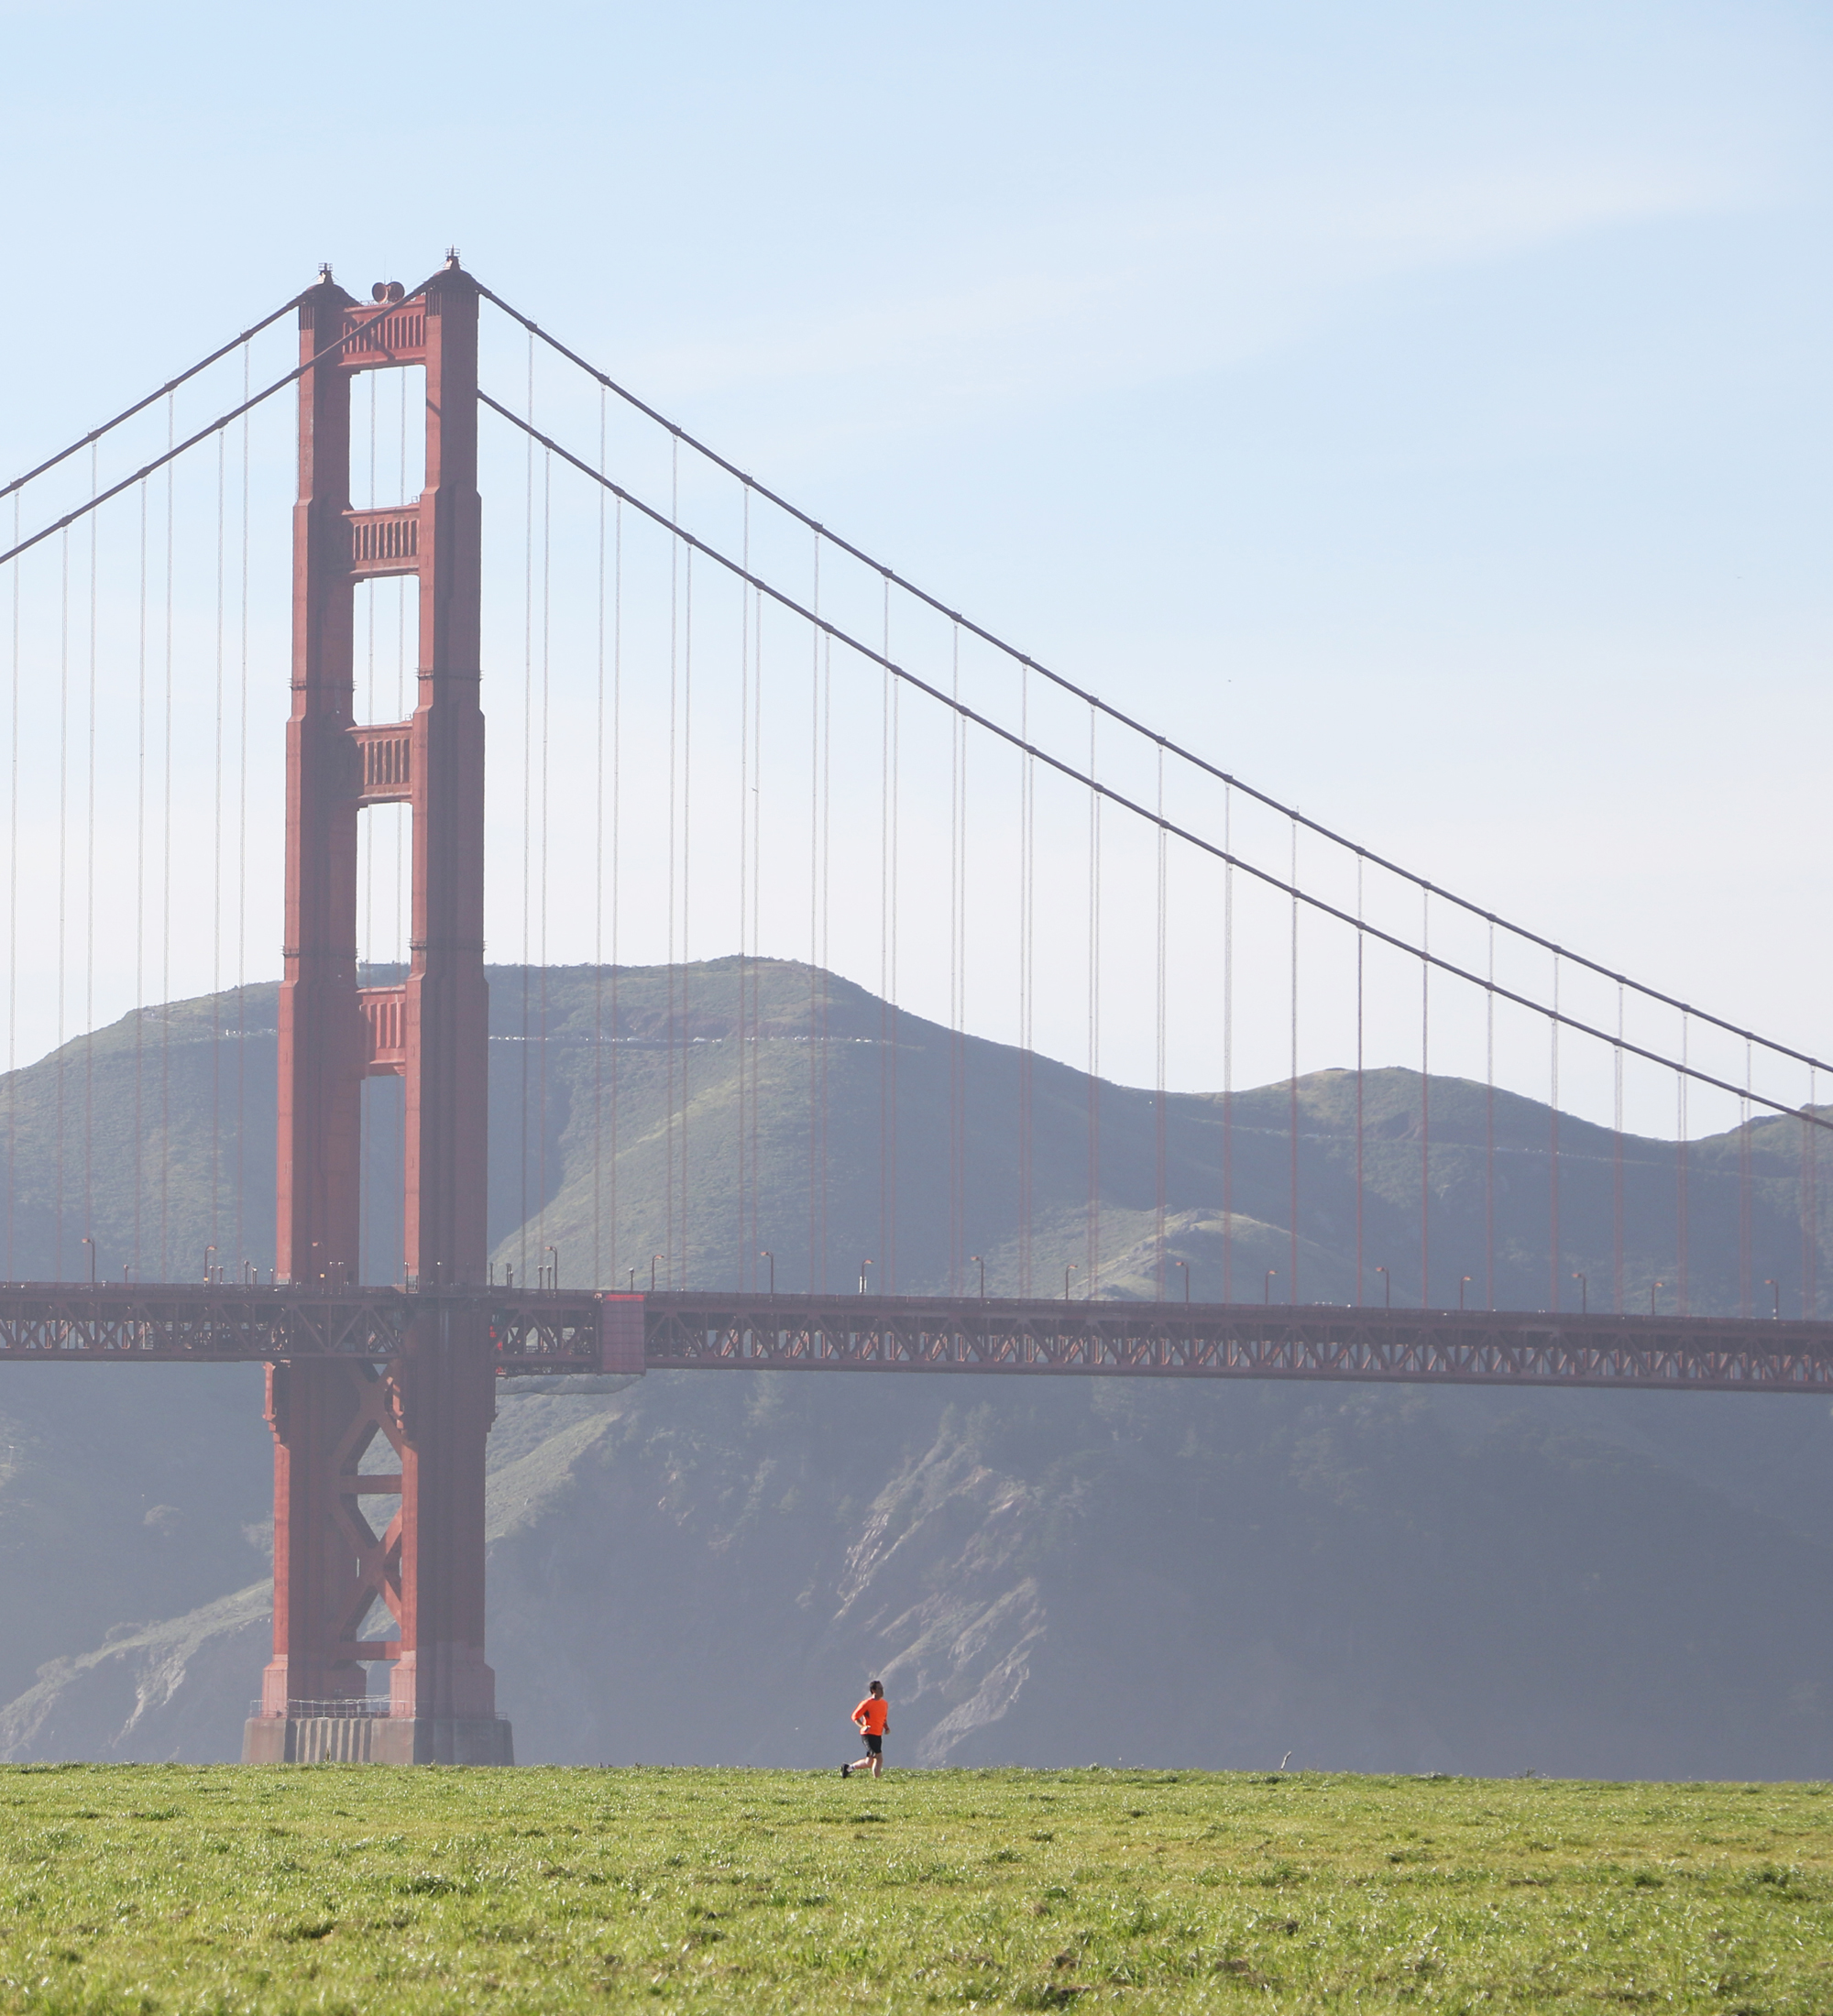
[[1, 0, 1828, 1100]]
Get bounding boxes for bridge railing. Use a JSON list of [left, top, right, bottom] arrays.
[[0, 1284, 604, 1372]]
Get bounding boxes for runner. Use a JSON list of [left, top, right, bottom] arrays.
[[841, 1681, 889, 1778]]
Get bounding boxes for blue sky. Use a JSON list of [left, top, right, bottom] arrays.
[[1, 0, 1828, 1108]]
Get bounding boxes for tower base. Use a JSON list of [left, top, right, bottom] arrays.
[[242, 1715, 513, 1765]]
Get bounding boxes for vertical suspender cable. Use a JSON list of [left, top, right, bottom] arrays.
[[807, 533, 820, 1292], [1549, 956, 1560, 1312], [55, 523, 68, 1275], [880, 588, 891, 1287], [396, 369, 407, 980], [819, 628, 832, 1293], [958, 627, 970, 1294], [679, 541, 692, 1287], [954, 636, 966, 1295], [390, 360, 407, 1275], [236, 349, 249, 1272], [4, 495, 15, 1276], [539, 450, 554, 1279], [1613, 986, 1625, 1313], [519, 338, 534, 1284], [369, 378, 380, 950], [1018, 664, 1034, 1297], [1288, 820, 1299, 1303], [893, 638, 901, 1290], [883, 575, 900, 1292], [1418, 889, 1430, 1309], [593, 391, 606, 1288], [211, 430, 225, 1266], [160, 397, 175, 1277], [1346, 854, 1355, 1306], [949, 624, 962, 1294], [1805, 1068, 1819, 1321], [386, 377, 406, 1119], [1676, 1018, 1690, 1317], [1485, 922, 1495, 1309], [1154, 749, 1168, 1297], [665, 443, 680, 1290], [133, 484, 147, 1276], [734, 503, 748, 1288], [749, 547, 763, 1286], [1085, 708, 1100, 1294], [84, 451, 98, 1265], [1222, 787, 1234, 1304], [752, 496, 767, 1289], [737, 488, 752, 1289], [610, 490, 624, 1287], [1739, 1042, 1753, 1320], [365, 374, 378, 929]]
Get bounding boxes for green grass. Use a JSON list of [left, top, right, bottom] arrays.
[[0, 1767, 1829, 2012]]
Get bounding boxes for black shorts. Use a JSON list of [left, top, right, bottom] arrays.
[[862, 1733, 882, 1756]]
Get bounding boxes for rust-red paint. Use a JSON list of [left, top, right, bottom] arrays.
[[261, 261, 499, 1748]]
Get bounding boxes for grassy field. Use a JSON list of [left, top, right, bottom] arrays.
[[0, 1766, 1828, 2012]]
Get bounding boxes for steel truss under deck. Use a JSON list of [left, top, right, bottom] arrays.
[[3, 1286, 1830, 1396], [653, 1295, 1833, 1393]]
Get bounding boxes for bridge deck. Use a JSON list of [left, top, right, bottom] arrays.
[[0, 1285, 605, 1372], [0, 1287, 1829, 1394]]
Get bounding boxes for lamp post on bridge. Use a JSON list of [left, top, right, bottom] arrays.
[[1172, 1258, 1189, 1306], [970, 1255, 984, 1301], [1650, 1280, 1663, 1316], [760, 1250, 774, 1297], [860, 1260, 874, 1296], [1065, 1264, 1078, 1301], [1459, 1276, 1471, 1311], [1572, 1271, 1587, 1315], [1376, 1265, 1390, 1309], [1264, 1268, 1277, 1305], [82, 1237, 95, 1287], [1764, 1277, 1781, 1320]]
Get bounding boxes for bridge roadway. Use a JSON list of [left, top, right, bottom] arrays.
[[0, 1285, 1830, 1394]]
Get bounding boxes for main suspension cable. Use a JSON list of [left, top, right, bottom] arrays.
[[475, 286, 1824, 1076], [479, 391, 1829, 1131], [0, 294, 301, 506], [2, 266, 447, 575]]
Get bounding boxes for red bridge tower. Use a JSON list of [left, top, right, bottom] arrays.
[[243, 259, 508, 1764]]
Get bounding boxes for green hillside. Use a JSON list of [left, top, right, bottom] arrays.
[[2, 958, 1819, 1318]]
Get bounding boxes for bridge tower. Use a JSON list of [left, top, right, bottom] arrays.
[[243, 259, 509, 1765]]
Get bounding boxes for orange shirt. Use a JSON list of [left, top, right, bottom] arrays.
[[853, 1694, 889, 1736]]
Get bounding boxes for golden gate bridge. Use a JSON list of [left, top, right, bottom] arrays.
[[1, 257, 1826, 1763]]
